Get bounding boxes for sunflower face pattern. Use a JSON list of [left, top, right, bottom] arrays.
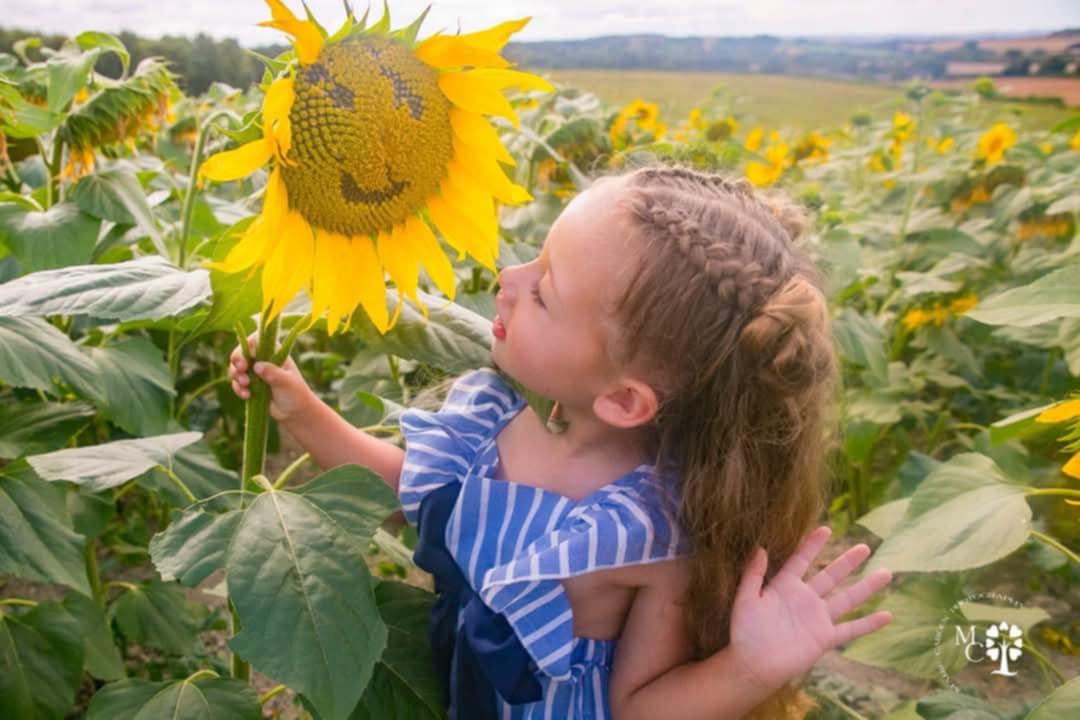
[[284, 38, 453, 238], [199, 0, 553, 335]]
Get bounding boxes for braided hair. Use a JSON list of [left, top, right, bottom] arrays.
[[608, 165, 839, 719]]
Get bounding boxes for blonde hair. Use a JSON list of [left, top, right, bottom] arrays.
[[608, 165, 840, 718]]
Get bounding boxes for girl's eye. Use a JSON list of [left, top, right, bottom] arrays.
[[530, 285, 546, 308]]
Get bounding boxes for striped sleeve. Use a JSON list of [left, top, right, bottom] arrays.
[[477, 482, 690, 680], [398, 368, 517, 525]]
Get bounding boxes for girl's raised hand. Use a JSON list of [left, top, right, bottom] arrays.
[[728, 526, 893, 694], [229, 334, 316, 423]]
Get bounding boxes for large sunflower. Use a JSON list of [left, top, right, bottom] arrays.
[[200, 0, 552, 334]]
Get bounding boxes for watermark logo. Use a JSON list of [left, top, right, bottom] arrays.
[[933, 592, 1027, 692]]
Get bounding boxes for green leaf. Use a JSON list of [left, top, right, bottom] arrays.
[[188, 262, 262, 337], [349, 582, 443, 720], [70, 169, 163, 252], [0, 462, 91, 594], [0, 603, 84, 719], [915, 691, 1009, 719], [86, 675, 262, 720], [917, 324, 982, 377], [150, 509, 244, 587], [0, 256, 212, 322], [352, 288, 492, 375], [958, 601, 1049, 632], [856, 498, 911, 540], [62, 589, 124, 681], [108, 579, 205, 655], [227, 478, 388, 720], [0, 400, 96, 458], [67, 487, 116, 539], [1045, 193, 1080, 216], [0, 202, 99, 271], [833, 309, 888, 384], [296, 464, 399, 543], [0, 317, 101, 400], [47, 47, 101, 112], [27, 432, 202, 492], [966, 264, 1080, 327], [843, 578, 967, 680], [88, 337, 175, 436], [866, 453, 1032, 574], [1025, 675, 1080, 720], [75, 31, 130, 76]]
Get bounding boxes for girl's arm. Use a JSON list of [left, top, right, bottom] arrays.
[[230, 349, 405, 493], [609, 526, 893, 720]]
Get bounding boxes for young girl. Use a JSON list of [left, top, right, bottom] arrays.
[[229, 165, 894, 719]]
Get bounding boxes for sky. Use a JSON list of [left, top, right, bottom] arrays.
[[4, 0, 1079, 44]]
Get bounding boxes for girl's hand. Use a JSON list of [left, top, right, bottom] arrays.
[[728, 526, 893, 694], [229, 334, 316, 423]]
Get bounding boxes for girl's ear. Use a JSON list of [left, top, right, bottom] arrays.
[[593, 379, 658, 429]]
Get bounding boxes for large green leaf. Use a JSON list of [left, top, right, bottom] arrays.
[[88, 336, 174, 435], [108, 579, 205, 655], [0, 256, 211, 321], [27, 432, 203, 492], [296, 465, 400, 543], [62, 590, 124, 681], [866, 453, 1032, 574], [46, 47, 101, 112], [75, 31, 130, 75], [0, 202, 99, 271], [856, 498, 911, 540], [349, 582, 443, 720], [227, 469, 394, 720], [843, 578, 967, 680], [0, 400, 96, 458], [86, 675, 262, 720], [966, 264, 1080, 327], [0, 602, 84, 720], [150, 508, 244, 587], [0, 317, 101, 399], [70, 169, 163, 251], [1026, 676, 1080, 720], [0, 462, 90, 594], [352, 288, 492, 375]]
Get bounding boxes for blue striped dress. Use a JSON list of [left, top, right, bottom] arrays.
[[399, 367, 689, 720]]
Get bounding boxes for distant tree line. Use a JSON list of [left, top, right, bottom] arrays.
[[2, 25, 1076, 95]]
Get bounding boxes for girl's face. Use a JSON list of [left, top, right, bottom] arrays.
[[491, 178, 635, 409]]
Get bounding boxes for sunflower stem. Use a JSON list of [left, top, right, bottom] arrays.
[[231, 310, 280, 684], [178, 110, 231, 268], [44, 135, 64, 209]]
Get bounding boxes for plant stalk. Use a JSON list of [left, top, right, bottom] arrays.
[[84, 538, 104, 606], [1030, 529, 1080, 566]]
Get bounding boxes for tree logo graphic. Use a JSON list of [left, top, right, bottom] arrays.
[[984, 621, 1024, 676]]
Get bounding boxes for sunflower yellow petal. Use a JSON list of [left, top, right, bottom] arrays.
[[438, 72, 519, 128], [310, 228, 342, 335], [465, 68, 555, 94], [1036, 399, 1080, 424], [343, 234, 390, 334], [450, 139, 530, 205], [415, 35, 511, 70], [261, 210, 313, 321], [449, 18, 530, 53], [378, 223, 425, 320], [1063, 451, 1080, 479], [405, 215, 457, 302], [449, 107, 515, 166], [427, 184, 497, 273], [443, 161, 499, 243], [263, 76, 294, 160], [199, 138, 273, 182], [260, 1, 323, 65], [205, 216, 272, 274]]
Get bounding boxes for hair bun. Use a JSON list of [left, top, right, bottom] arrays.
[[759, 192, 809, 245]]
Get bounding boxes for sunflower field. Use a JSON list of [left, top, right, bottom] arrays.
[[0, 3, 1078, 719]]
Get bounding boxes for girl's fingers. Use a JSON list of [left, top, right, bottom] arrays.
[[807, 543, 871, 597], [833, 610, 892, 647], [779, 525, 832, 581], [232, 379, 250, 399], [825, 567, 892, 622]]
